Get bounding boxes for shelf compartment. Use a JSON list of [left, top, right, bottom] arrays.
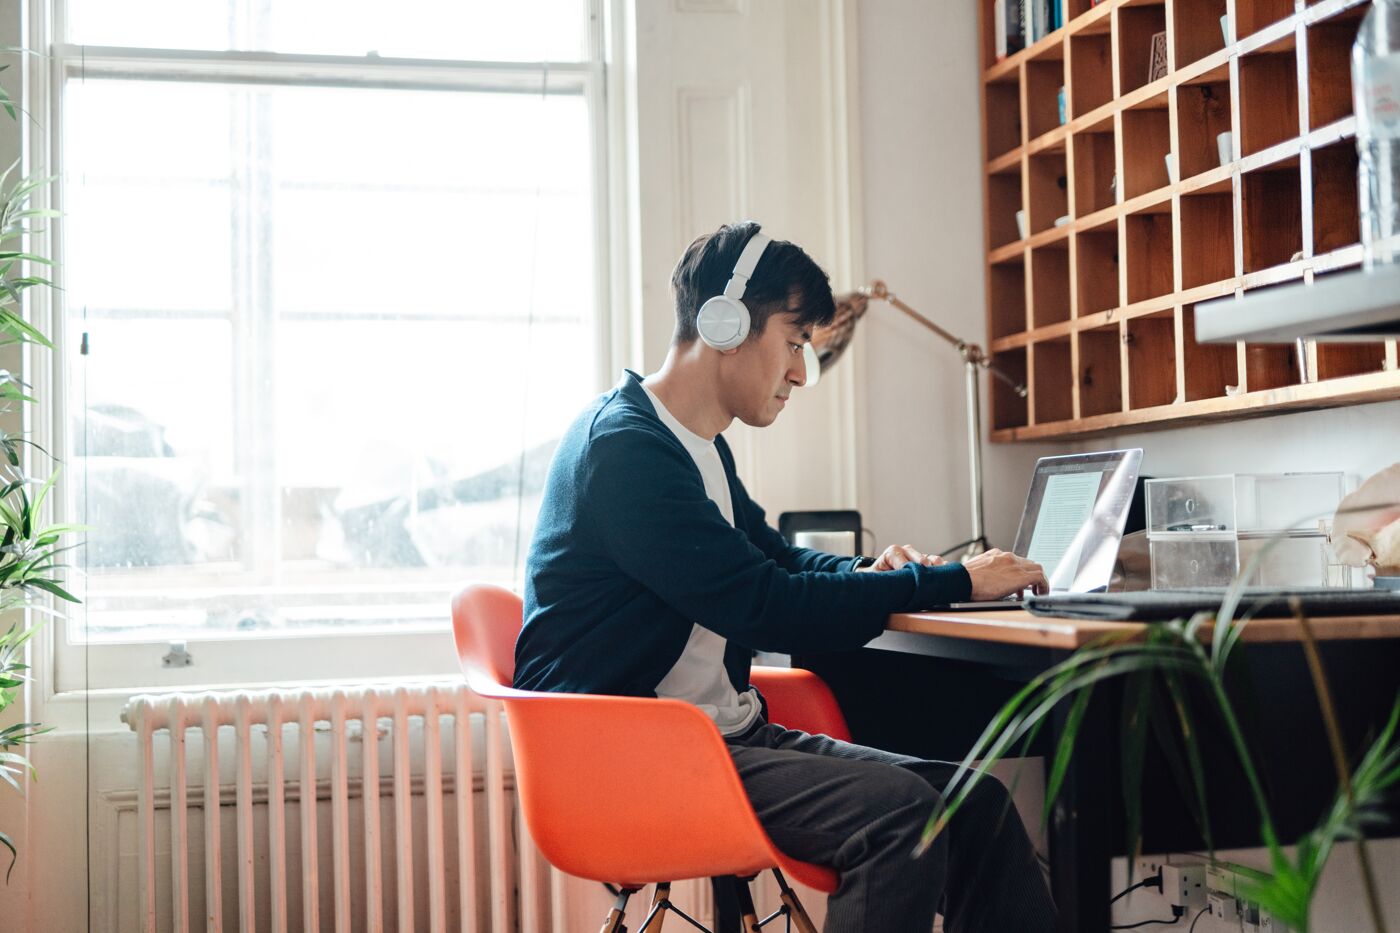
[[1077, 324, 1124, 417], [989, 252, 1030, 338], [1239, 40, 1300, 157], [1031, 240, 1072, 327], [1311, 140, 1361, 255], [986, 73, 1023, 159], [1069, 29, 1113, 118], [1027, 45, 1068, 141], [1308, 7, 1366, 130], [1032, 337, 1074, 424], [991, 347, 1030, 430], [1074, 220, 1120, 316], [1309, 265, 1387, 381], [1118, 3, 1169, 96], [1245, 342, 1301, 391], [1235, 0, 1295, 40], [1127, 310, 1179, 409], [1241, 159, 1302, 273], [1174, 0, 1228, 68], [1125, 200, 1175, 304], [1065, 0, 1100, 20], [1121, 92, 1171, 199], [988, 170, 1025, 250], [1179, 188, 1236, 289], [1071, 117, 1116, 216], [1027, 147, 1070, 235], [1314, 343, 1389, 381], [1176, 78, 1233, 179], [1182, 303, 1239, 400]]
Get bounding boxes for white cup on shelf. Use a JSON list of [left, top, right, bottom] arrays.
[[1015, 208, 1028, 240], [1164, 151, 1177, 183], [1216, 130, 1234, 166], [1220, 13, 1230, 45]]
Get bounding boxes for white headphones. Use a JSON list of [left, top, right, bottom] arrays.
[[695, 231, 771, 351]]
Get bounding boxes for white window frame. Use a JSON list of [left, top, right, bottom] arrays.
[[22, 0, 631, 705]]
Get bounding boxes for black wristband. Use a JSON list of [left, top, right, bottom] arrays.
[[851, 555, 877, 570]]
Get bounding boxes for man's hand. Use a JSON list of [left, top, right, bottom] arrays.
[[963, 548, 1049, 599], [857, 544, 946, 572]]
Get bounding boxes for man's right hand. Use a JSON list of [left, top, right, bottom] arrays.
[[963, 549, 1049, 600]]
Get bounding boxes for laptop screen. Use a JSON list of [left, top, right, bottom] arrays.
[[1012, 449, 1143, 593]]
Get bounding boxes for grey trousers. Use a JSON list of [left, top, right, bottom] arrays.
[[726, 722, 1057, 933]]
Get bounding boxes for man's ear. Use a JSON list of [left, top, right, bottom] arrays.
[[719, 346, 741, 356]]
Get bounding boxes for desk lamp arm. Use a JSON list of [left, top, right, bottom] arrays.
[[859, 281, 1029, 398], [857, 281, 1028, 560]]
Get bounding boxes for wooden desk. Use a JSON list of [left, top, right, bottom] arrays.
[[795, 609, 1400, 933], [889, 608, 1400, 647]]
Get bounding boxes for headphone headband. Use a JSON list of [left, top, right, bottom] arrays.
[[721, 232, 771, 300]]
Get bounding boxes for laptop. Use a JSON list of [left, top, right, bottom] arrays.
[[934, 449, 1144, 611]]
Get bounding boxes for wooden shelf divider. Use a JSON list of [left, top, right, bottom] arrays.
[[977, 0, 1400, 441]]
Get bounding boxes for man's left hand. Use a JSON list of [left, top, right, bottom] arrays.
[[857, 544, 945, 572]]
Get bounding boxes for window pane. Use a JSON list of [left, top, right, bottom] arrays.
[[65, 77, 601, 643], [64, 80, 235, 313], [66, 0, 588, 62], [75, 318, 240, 569]]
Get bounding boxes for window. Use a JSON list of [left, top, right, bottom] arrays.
[[48, 1, 612, 689]]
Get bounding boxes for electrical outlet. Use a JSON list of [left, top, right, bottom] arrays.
[[1259, 911, 1291, 932], [1206, 862, 1238, 898]]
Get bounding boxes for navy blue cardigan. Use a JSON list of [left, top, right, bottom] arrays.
[[513, 370, 973, 697]]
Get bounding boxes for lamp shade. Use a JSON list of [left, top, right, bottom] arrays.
[[810, 288, 872, 376]]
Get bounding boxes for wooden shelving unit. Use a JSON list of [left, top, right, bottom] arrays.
[[978, 0, 1400, 441]]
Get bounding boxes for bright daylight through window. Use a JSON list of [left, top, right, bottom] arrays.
[[56, 1, 604, 647]]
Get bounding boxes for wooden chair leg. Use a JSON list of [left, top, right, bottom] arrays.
[[599, 886, 639, 933], [733, 877, 764, 933], [638, 882, 671, 932], [772, 869, 818, 933]]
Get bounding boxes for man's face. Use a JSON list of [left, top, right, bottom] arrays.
[[718, 308, 811, 428]]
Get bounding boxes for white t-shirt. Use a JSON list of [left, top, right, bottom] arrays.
[[642, 383, 763, 736]]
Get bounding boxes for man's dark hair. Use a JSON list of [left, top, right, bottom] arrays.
[[669, 221, 836, 345]]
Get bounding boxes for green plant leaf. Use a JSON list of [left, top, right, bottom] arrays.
[[27, 578, 78, 604], [0, 827, 14, 883], [1119, 668, 1155, 872]]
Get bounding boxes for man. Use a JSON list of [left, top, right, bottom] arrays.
[[515, 221, 1056, 932]]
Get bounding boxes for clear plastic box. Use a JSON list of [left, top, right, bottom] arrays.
[[1145, 472, 1344, 589]]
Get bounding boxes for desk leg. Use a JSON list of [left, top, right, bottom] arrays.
[[1049, 662, 1114, 933]]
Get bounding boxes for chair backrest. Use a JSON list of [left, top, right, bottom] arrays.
[[451, 583, 522, 690]]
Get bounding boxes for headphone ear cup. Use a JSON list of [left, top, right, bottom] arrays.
[[696, 296, 750, 351]]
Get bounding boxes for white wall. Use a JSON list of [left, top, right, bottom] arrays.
[[851, 0, 1058, 556], [853, 0, 1400, 927]]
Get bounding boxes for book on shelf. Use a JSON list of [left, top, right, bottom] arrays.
[[994, 0, 1026, 59], [995, 0, 1007, 59], [1025, 0, 1062, 45]]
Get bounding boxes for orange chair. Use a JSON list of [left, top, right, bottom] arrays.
[[452, 583, 852, 933]]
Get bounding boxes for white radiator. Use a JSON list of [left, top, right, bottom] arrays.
[[120, 683, 571, 933]]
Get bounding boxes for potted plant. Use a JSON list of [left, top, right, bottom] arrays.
[[926, 543, 1400, 933], [0, 51, 84, 879]]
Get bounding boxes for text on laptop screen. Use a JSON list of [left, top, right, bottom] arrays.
[[1012, 450, 1143, 593]]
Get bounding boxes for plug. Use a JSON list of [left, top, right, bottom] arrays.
[[1208, 891, 1240, 922], [1161, 863, 1207, 909]]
